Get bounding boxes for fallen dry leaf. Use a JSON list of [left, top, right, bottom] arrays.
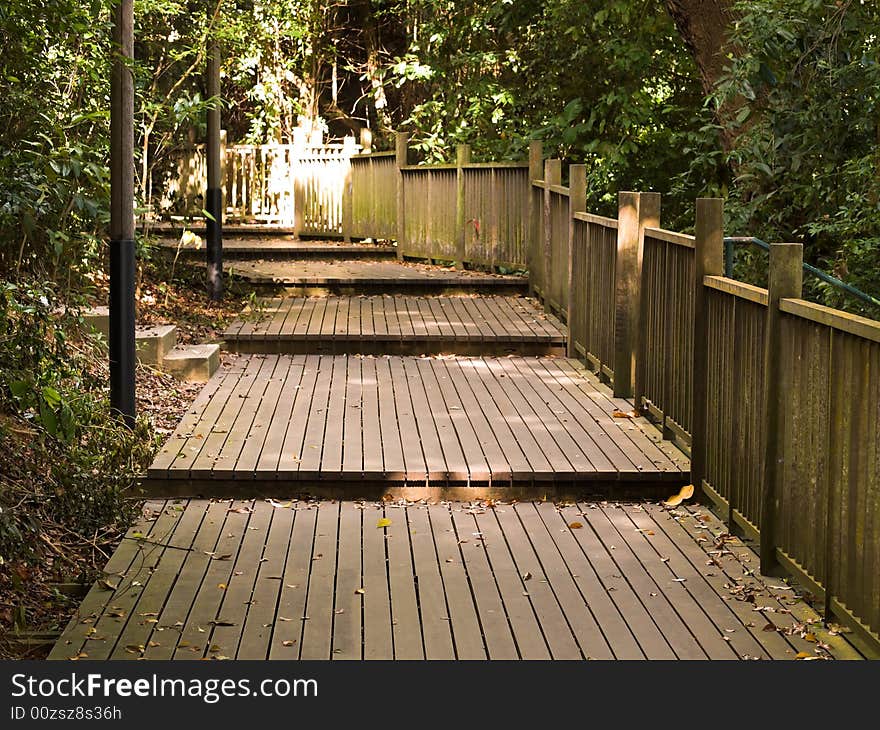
[[568, 521, 583, 529], [664, 484, 695, 507], [377, 517, 392, 528]]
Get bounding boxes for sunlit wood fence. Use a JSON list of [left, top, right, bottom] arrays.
[[168, 138, 358, 235]]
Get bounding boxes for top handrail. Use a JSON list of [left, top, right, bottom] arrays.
[[724, 236, 880, 309]]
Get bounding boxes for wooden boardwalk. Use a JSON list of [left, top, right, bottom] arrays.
[[157, 237, 396, 258], [49, 499, 865, 661], [145, 354, 687, 496], [224, 296, 566, 355], [224, 259, 528, 294]]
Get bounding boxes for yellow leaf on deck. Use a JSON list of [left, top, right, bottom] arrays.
[[377, 518, 392, 528], [664, 484, 695, 507]]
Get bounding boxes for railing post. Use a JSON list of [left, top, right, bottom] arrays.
[[293, 152, 305, 240], [527, 140, 543, 297], [360, 127, 373, 154], [691, 198, 724, 497], [220, 129, 227, 218], [342, 157, 353, 243], [205, 37, 223, 301], [455, 144, 472, 269], [760, 242, 803, 574], [614, 191, 660, 397], [543, 159, 562, 310], [567, 165, 587, 354], [395, 132, 410, 260]]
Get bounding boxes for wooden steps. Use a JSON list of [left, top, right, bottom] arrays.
[[155, 236, 397, 259], [144, 354, 688, 498], [221, 259, 528, 295], [224, 295, 566, 356]]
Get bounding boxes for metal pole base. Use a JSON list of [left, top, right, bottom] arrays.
[[109, 237, 136, 427]]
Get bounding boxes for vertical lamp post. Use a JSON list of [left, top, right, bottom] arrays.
[[205, 37, 223, 301], [109, 0, 136, 427]]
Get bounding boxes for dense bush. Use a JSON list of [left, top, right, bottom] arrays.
[[0, 281, 154, 567]]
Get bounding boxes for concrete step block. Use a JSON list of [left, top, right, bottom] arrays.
[[136, 324, 178, 365], [162, 344, 220, 382], [81, 306, 110, 339]]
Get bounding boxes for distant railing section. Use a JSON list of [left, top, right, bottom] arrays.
[[637, 227, 695, 443], [167, 138, 359, 234], [350, 152, 396, 240]]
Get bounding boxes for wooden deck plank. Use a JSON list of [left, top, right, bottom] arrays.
[[560, 504, 675, 659], [170, 501, 253, 659], [300, 501, 340, 659], [466, 358, 553, 478], [585, 504, 707, 659], [142, 501, 230, 660], [341, 356, 364, 475], [601, 504, 738, 659], [255, 356, 307, 474], [471, 506, 551, 659], [234, 357, 294, 475], [548, 359, 681, 472], [223, 259, 528, 289], [428, 503, 487, 659], [514, 503, 614, 659], [487, 357, 574, 475], [402, 357, 448, 480], [80, 504, 189, 661], [376, 357, 407, 480], [318, 355, 347, 477], [362, 505, 394, 659], [455, 358, 533, 479], [667, 504, 826, 658], [268, 505, 318, 659], [385, 503, 424, 659], [506, 357, 616, 473], [190, 356, 267, 476], [204, 501, 274, 659], [331, 501, 363, 660], [212, 356, 280, 479], [236, 504, 297, 659], [492, 506, 582, 659], [450, 506, 519, 659], [407, 506, 456, 659], [626, 504, 771, 660], [280, 355, 326, 478], [54, 500, 863, 662], [534, 502, 644, 659], [441, 359, 510, 481], [360, 357, 385, 475], [389, 355, 428, 482]]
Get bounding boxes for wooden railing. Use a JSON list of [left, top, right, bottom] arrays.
[[168, 139, 358, 234]]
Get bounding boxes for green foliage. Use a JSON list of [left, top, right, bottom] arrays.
[[0, 281, 153, 565], [701, 0, 880, 313], [0, 0, 112, 281], [386, 0, 708, 224]]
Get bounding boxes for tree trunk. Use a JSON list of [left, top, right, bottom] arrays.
[[663, 0, 738, 149]]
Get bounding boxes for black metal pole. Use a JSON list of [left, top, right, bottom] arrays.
[[206, 38, 223, 301], [109, 0, 136, 427]]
